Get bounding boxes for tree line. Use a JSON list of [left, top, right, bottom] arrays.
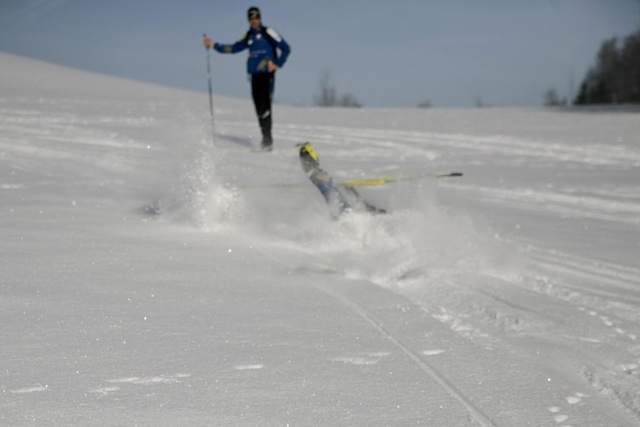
[[313, 70, 361, 108], [314, 25, 640, 108], [573, 26, 640, 105]]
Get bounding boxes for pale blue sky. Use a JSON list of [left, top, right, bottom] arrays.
[[1, 0, 639, 107]]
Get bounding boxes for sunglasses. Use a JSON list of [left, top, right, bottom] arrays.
[[248, 14, 260, 20]]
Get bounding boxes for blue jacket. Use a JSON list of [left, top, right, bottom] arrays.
[[214, 26, 290, 74]]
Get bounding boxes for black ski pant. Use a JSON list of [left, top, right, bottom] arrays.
[[251, 72, 275, 140]]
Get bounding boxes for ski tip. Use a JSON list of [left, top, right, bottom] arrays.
[[435, 172, 463, 178]]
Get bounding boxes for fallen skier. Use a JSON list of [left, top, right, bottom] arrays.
[[297, 142, 386, 219]]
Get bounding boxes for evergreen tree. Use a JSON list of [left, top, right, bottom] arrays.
[[574, 26, 640, 105]]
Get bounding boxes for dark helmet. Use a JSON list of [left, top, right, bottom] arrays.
[[247, 7, 261, 19]]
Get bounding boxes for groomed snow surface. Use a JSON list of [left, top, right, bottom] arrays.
[[2, 52, 640, 426]]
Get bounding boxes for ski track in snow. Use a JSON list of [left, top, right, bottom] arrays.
[[220, 119, 640, 168], [9, 385, 49, 394], [253, 240, 503, 426], [87, 375, 190, 397], [248, 208, 636, 425], [447, 182, 640, 225], [316, 282, 499, 427]]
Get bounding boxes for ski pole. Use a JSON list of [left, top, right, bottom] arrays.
[[202, 34, 216, 144], [340, 172, 463, 187], [204, 34, 214, 119]]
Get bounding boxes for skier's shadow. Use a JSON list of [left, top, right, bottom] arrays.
[[217, 134, 254, 149]]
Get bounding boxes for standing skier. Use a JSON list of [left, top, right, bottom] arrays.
[[203, 6, 291, 151]]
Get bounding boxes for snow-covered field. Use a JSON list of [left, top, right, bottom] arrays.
[[2, 51, 640, 426]]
